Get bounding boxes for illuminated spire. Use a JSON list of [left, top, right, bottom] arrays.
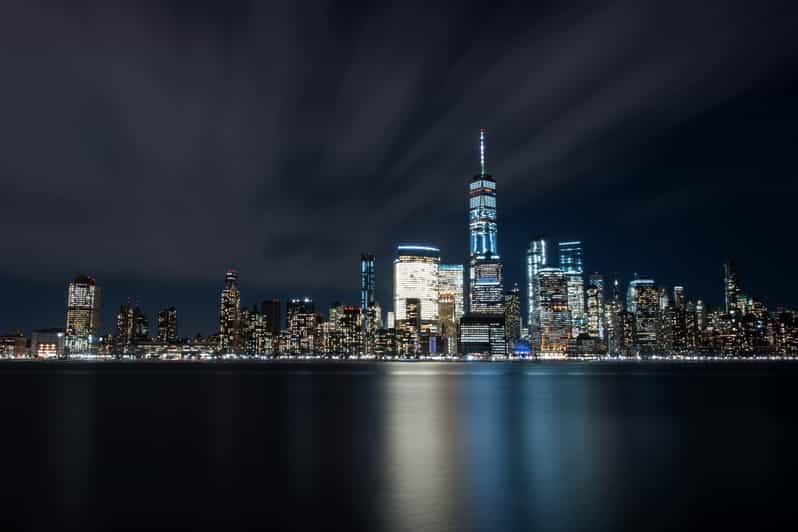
[[479, 128, 486, 176]]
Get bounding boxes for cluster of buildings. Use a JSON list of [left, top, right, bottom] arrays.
[[2, 131, 797, 360]]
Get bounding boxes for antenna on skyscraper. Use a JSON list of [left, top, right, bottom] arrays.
[[480, 128, 486, 176]]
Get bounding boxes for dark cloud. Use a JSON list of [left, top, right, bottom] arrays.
[[1, 0, 797, 333]]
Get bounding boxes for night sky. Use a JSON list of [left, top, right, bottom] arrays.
[[1, 1, 797, 336]]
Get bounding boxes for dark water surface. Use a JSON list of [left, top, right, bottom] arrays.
[[0, 361, 795, 531]]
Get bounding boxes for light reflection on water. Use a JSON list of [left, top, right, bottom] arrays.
[[0, 361, 795, 531]]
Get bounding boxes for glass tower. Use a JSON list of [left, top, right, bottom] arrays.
[[526, 238, 547, 335], [558, 241, 585, 336], [468, 129, 504, 314], [65, 274, 101, 355], [360, 253, 375, 336]]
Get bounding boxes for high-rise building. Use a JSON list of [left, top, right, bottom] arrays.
[[586, 285, 602, 339], [393, 245, 440, 331], [587, 273, 605, 339], [438, 265, 463, 354], [65, 275, 101, 355], [723, 261, 740, 314], [468, 129, 504, 315], [526, 238, 547, 337], [260, 299, 281, 335], [537, 267, 571, 357], [627, 277, 655, 315], [131, 305, 149, 343], [341, 306, 364, 357], [114, 302, 133, 350], [439, 264, 465, 321], [219, 269, 241, 353], [241, 306, 271, 356], [588, 273, 605, 302], [605, 276, 628, 356], [673, 286, 685, 309], [632, 280, 659, 355], [287, 297, 316, 355], [559, 241, 585, 337], [659, 287, 670, 311], [157, 306, 178, 343], [360, 253, 375, 335], [504, 284, 522, 349]]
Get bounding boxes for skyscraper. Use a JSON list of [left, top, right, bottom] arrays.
[[526, 238, 547, 337], [439, 264, 465, 321], [287, 298, 316, 355], [260, 299, 281, 335], [439, 264, 465, 354], [673, 286, 686, 309], [65, 275, 101, 355], [360, 253, 375, 337], [468, 129, 504, 315], [157, 306, 178, 343], [587, 272, 605, 339], [632, 280, 659, 355], [559, 241, 585, 336], [723, 261, 739, 314], [393, 245, 440, 331], [219, 269, 241, 353], [537, 268, 571, 357], [504, 284, 522, 349], [627, 277, 655, 314]]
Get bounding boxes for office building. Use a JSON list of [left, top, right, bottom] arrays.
[[723, 261, 740, 314], [504, 284, 522, 349], [526, 238, 547, 335], [538, 267, 571, 357], [65, 274, 101, 355], [468, 129, 505, 314], [260, 299, 281, 335], [287, 297, 316, 355], [558, 241, 585, 336], [459, 314, 507, 358], [393, 245, 440, 331], [361, 253, 375, 337], [673, 286, 685, 309], [633, 280, 659, 355], [439, 264, 465, 321], [157, 306, 178, 343], [219, 269, 241, 353]]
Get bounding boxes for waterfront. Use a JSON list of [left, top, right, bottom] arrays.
[[0, 361, 795, 531]]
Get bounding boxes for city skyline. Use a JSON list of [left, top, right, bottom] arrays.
[[1, 129, 795, 360]]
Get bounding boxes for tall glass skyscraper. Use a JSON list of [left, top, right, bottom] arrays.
[[537, 267, 571, 357], [468, 129, 504, 315], [439, 264, 465, 320], [526, 238, 547, 335], [219, 269, 241, 353], [559, 241, 585, 336], [65, 274, 101, 355], [360, 253, 375, 336]]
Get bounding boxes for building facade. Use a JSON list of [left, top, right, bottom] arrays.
[[393, 245, 440, 331], [65, 275, 101, 355]]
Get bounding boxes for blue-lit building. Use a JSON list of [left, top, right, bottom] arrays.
[[360, 253, 375, 339], [468, 129, 505, 315]]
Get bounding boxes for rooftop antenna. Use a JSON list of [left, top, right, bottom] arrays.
[[480, 128, 486, 176]]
